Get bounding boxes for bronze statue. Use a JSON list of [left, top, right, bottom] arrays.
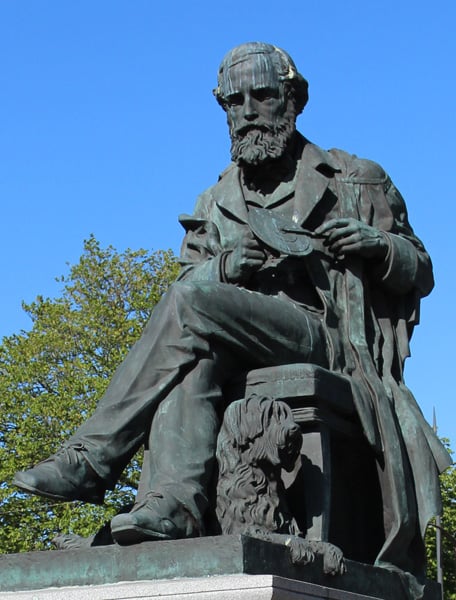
[[14, 42, 451, 580]]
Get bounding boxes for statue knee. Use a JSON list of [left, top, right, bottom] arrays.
[[167, 281, 220, 318]]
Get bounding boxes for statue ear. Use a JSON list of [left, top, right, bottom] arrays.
[[213, 87, 228, 112], [222, 399, 247, 447], [216, 403, 242, 474], [283, 81, 293, 99], [222, 395, 265, 449], [259, 397, 278, 434], [240, 395, 271, 444]]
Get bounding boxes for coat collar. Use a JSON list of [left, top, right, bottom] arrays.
[[293, 139, 341, 226], [213, 135, 341, 226]]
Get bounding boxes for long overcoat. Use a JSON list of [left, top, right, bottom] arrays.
[[177, 135, 451, 574]]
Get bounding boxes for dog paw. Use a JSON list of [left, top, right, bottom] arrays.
[[285, 536, 316, 565], [320, 542, 346, 576], [53, 533, 94, 550]]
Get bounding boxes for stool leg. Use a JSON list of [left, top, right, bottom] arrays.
[[299, 425, 331, 541]]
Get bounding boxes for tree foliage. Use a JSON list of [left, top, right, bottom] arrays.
[[1, 233, 455, 599], [426, 441, 456, 599], [0, 236, 179, 553]]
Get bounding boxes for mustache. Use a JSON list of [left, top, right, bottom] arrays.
[[234, 123, 274, 137]]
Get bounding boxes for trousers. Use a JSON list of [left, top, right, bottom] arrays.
[[70, 280, 327, 520]]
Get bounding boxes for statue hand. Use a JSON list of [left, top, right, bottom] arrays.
[[315, 218, 388, 261], [224, 231, 267, 284]]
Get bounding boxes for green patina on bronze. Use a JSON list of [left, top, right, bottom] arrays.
[[12, 42, 451, 597], [0, 536, 442, 599]]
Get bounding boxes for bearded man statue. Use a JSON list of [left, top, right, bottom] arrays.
[[14, 42, 451, 582]]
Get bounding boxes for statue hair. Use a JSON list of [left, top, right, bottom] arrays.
[[213, 42, 309, 115]]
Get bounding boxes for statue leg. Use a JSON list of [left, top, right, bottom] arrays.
[[14, 281, 326, 511], [109, 282, 328, 544], [111, 358, 227, 543]]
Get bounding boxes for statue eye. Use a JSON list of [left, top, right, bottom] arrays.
[[226, 93, 244, 107], [252, 87, 279, 102]]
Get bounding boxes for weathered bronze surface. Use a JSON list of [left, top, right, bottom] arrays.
[[13, 42, 451, 596], [0, 535, 442, 599], [248, 207, 316, 255]]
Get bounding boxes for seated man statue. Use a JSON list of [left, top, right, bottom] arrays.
[[14, 42, 450, 578]]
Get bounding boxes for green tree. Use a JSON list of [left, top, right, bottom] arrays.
[[426, 441, 456, 599], [0, 236, 179, 553], [2, 232, 455, 596]]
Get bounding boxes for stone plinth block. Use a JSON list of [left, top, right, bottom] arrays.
[[0, 535, 440, 600], [0, 574, 383, 600]]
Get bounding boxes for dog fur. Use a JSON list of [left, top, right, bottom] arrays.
[[216, 394, 345, 575]]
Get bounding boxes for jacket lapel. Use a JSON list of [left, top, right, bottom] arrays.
[[293, 141, 340, 226], [213, 165, 249, 224], [211, 139, 341, 227]]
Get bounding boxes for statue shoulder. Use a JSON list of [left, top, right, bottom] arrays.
[[217, 162, 237, 182], [328, 148, 388, 184], [191, 163, 237, 217], [198, 163, 237, 198]]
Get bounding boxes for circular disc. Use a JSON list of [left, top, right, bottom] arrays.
[[247, 207, 313, 257]]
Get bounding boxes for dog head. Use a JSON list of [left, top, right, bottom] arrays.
[[217, 394, 301, 473]]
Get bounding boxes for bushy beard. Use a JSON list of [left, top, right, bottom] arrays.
[[230, 114, 296, 167]]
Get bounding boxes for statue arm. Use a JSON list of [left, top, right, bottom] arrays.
[[177, 187, 266, 284], [177, 213, 226, 282], [370, 178, 434, 297], [321, 152, 434, 298], [176, 189, 237, 283]]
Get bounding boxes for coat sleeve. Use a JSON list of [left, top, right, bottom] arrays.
[[370, 175, 434, 297], [176, 190, 227, 283], [341, 154, 434, 298]]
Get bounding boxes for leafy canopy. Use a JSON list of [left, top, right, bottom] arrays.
[[0, 236, 179, 552], [426, 441, 456, 599], [0, 235, 454, 599]]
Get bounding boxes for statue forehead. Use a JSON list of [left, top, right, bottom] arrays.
[[221, 53, 280, 95]]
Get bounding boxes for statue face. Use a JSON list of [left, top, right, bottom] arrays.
[[223, 55, 285, 138], [221, 55, 296, 167]]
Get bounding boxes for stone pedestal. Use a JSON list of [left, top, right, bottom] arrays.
[[0, 574, 385, 600], [226, 364, 384, 562], [0, 535, 440, 600]]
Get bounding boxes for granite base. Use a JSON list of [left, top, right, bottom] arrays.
[[0, 535, 440, 600]]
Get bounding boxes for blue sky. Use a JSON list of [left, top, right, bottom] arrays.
[[1, 2, 455, 447]]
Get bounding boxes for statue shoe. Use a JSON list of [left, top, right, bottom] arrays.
[[13, 443, 106, 505], [111, 491, 201, 545]]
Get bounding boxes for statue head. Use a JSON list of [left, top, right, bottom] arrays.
[[214, 42, 309, 167]]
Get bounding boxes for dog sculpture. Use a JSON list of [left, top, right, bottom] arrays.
[[55, 393, 345, 575], [216, 394, 302, 535], [216, 394, 345, 575]]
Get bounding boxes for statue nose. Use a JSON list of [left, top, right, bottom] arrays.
[[243, 96, 258, 121]]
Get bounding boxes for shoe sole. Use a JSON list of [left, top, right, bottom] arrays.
[[12, 477, 104, 505], [111, 524, 173, 546]]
